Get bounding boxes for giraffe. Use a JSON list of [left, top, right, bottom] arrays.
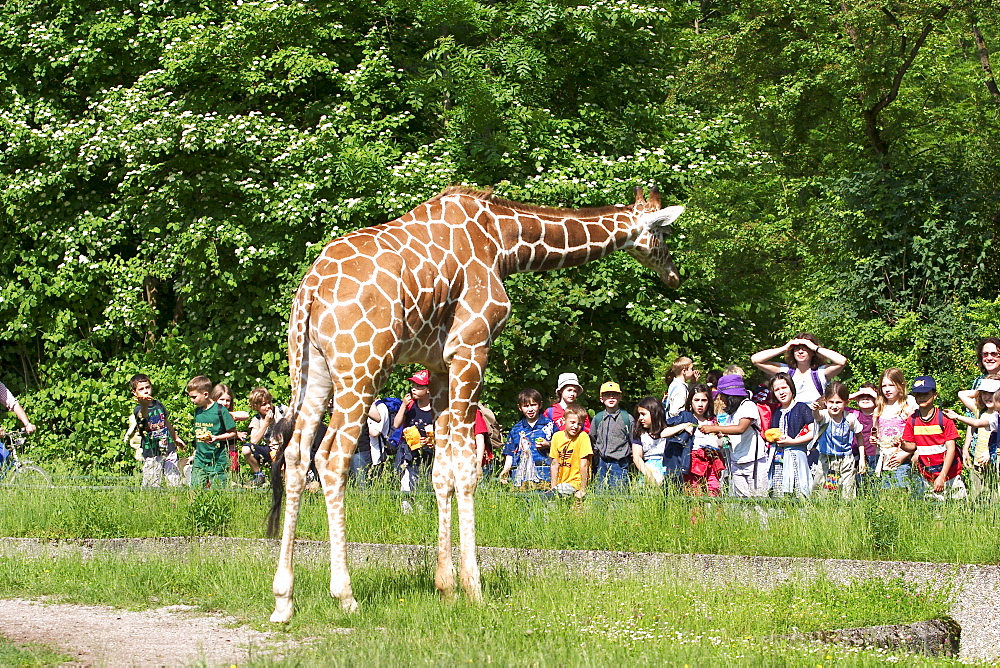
[[269, 185, 683, 622]]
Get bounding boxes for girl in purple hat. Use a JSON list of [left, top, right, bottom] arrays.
[[699, 374, 769, 496]]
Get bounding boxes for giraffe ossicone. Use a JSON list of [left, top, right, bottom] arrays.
[[268, 185, 683, 621]]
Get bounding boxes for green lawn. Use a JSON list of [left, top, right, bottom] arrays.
[[1, 482, 999, 564], [0, 546, 956, 666]]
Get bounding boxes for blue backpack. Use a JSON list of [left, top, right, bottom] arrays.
[[377, 397, 404, 454]]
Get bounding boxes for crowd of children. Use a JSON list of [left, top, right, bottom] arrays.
[[494, 333, 995, 502], [120, 333, 1000, 502]]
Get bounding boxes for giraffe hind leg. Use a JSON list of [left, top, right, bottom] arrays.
[[319, 381, 377, 613], [271, 341, 332, 623]]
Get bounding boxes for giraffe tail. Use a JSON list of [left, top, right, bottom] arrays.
[[266, 414, 296, 539]]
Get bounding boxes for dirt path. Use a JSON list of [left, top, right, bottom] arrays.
[[0, 598, 277, 667]]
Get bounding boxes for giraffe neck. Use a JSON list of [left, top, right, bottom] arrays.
[[493, 208, 639, 278]]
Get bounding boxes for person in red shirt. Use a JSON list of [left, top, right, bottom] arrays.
[[900, 376, 966, 500]]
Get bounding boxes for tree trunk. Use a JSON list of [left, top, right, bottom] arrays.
[[143, 275, 159, 350], [969, 12, 1000, 112]]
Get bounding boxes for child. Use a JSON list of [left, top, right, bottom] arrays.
[[699, 374, 769, 497], [767, 372, 814, 498], [903, 376, 965, 500], [549, 403, 593, 499], [810, 382, 863, 499], [679, 383, 725, 496], [211, 383, 250, 474], [125, 373, 184, 487], [873, 368, 919, 490], [848, 384, 878, 493], [499, 389, 555, 490], [242, 387, 290, 486], [750, 333, 848, 405], [393, 369, 435, 500], [664, 356, 699, 417], [544, 373, 591, 432], [187, 375, 237, 488], [630, 396, 690, 487], [946, 377, 1000, 501], [590, 381, 633, 489]]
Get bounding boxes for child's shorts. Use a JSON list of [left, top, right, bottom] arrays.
[[922, 475, 968, 501], [248, 442, 272, 465]]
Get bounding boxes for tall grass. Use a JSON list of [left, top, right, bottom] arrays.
[[0, 547, 955, 666], [3, 482, 1000, 564]]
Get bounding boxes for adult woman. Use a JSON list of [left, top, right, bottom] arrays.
[[973, 338, 1000, 388], [751, 332, 848, 405], [0, 380, 35, 434]]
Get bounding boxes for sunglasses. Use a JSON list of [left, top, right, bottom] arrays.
[[982, 351, 1000, 359]]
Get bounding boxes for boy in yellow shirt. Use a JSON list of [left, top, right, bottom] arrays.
[[549, 403, 593, 500]]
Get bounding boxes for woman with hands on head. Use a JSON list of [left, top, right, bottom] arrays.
[[751, 332, 848, 405]]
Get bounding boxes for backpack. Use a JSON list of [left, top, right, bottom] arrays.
[[754, 402, 773, 443], [790, 367, 824, 396], [376, 397, 403, 455], [746, 400, 773, 449], [478, 404, 504, 463], [741, 400, 771, 491]]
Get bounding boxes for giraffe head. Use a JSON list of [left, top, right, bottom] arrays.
[[625, 186, 683, 288]]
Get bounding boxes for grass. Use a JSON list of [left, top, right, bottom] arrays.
[[0, 637, 73, 666], [2, 478, 1000, 564], [0, 546, 957, 666]]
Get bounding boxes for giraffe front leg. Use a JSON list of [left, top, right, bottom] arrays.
[[442, 344, 488, 604], [432, 436, 457, 602], [428, 371, 457, 602], [455, 459, 482, 603]]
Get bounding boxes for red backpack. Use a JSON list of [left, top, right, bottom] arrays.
[[745, 401, 773, 449]]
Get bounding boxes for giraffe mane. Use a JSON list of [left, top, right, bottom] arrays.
[[438, 186, 634, 218]]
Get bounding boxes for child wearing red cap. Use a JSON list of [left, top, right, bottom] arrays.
[[393, 369, 435, 506]]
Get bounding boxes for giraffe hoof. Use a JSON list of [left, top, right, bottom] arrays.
[[270, 603, 293, 624], [340, 597, 360, 613]]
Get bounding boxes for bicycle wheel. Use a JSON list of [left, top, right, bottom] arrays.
[[8, 464, 52, 487]]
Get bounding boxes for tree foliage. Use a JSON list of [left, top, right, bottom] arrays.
[[0, 0, 997, 469]]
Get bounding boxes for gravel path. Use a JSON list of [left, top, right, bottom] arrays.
[[0, 598, 277, 667], [1, 537, 997, 663]]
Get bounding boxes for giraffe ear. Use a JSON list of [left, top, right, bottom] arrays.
[[633, 186, 645, 205], [649, 185, 661, 208], [640, 205, 684, 238]]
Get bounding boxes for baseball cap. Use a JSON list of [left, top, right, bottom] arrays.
[[407, 369, 430, 386], [977, 378, 1000, 394], [910, 376, 937, 394], [600, 381, 622, 395]]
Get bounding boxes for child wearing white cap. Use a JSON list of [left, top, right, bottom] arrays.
[[544, 372, 591, 432], [947, 376, 1000, 501]]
